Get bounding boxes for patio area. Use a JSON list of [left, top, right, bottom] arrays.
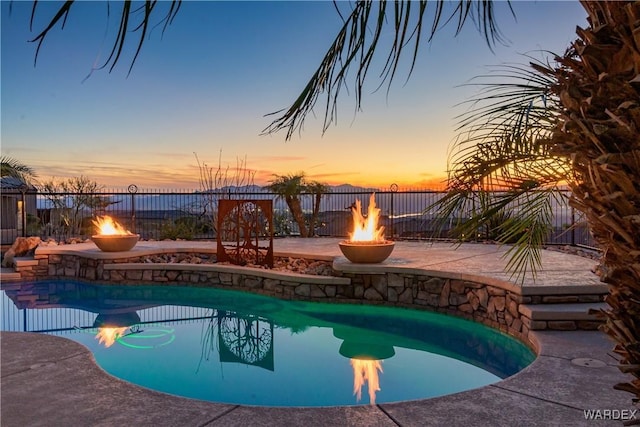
[[1, 239, 637, 426]]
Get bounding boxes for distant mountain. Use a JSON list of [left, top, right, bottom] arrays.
[[198, 183, 380, 194], [330, 184, 380, 192], [198, 184, 266, 193]]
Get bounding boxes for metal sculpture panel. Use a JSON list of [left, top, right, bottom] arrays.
[[217, 199, 274, 268], [218, 315, 274, 371]]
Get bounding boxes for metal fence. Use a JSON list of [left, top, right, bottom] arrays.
[[13, 186, 596, 248], [1, 302, 213, 335]]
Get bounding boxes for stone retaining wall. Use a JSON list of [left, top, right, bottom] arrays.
[[338, 271, 529, 343], [11, 251, 606, 349]]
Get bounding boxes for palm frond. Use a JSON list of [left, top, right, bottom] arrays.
[[445, 59, 570, 190], [0, 156, 37, 183], [498, 189, 557, 282], [264, 0, 511, 140], [30, 0, 182, 76], [428, 56, 572, 281]]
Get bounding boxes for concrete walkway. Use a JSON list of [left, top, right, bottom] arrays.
[[1, 331, 635, 427], [34, 238, 604, 290], [1, 239, 637, 426]]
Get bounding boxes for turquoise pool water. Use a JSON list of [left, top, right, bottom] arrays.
[[1, 280, 535, 407]]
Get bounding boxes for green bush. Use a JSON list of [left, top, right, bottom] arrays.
[[159, 218, 196, 240], [26, 213, 42, 236]]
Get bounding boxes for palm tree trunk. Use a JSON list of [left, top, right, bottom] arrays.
[[551, 1, 640, 402], [286, 196, 308, 237], [308, 193, 323, 237]]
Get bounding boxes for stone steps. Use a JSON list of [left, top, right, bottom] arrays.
[[0, 267, 21, 282], [519, 302, 607, 330], [1, 256, 39, 282]]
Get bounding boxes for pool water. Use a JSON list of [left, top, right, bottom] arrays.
[[1, 280, 535, 407]]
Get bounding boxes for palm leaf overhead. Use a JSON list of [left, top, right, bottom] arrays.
[[0, 156, 37, 184], [28, 0, 182, 76], [263, 0, 512, 140], [26, 0, 509, 129], [427, 59, 571, 281]]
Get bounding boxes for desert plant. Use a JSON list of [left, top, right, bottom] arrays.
[[272, 210, 294, 237], [548, 2, 640, 402], [159, 218, 195, 240], [38, 176, 105, 241], [195, 151, 256, 237], [25, 213, 42, 236]]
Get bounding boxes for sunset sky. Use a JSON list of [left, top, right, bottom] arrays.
[[2, 1, 587, 190]]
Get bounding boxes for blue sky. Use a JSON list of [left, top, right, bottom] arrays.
[[1, 1, 587, 190]]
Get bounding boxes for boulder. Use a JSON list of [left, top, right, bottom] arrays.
[[2, 236, 41, 267]]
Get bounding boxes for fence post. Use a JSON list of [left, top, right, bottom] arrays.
[[571, 205, 576, 246], [19, 188, 27, 237], [389, 184, 398, 240], [128, 184, 138, 234]]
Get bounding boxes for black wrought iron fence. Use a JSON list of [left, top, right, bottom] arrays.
[[21, 187, 596, 248]]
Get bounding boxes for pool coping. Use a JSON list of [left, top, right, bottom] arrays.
[[32, 238, 603, 289]]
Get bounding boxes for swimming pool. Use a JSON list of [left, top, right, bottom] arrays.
[[1, 280, 535, 407]]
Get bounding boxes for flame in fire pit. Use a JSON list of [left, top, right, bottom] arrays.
[[95, 327, 129, 348], [92, 216, 133, 236], [349, 193, 385, 242], [351, 358, 383, 404]]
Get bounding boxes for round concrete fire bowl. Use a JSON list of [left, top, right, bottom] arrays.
[[338, 240, 395, 264], [92, 234, 140, 252]]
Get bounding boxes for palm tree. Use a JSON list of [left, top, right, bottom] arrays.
[[0, 156, 36, 184], [265, 173, 309, 238], [264, 175, 331, 237], [396, 3, 640, 403], [548, 2, 640, 402]]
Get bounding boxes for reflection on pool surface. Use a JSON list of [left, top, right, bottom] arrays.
[[1, 280, 535, 407]]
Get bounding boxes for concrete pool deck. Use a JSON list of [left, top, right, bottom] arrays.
[[1, 239, 638, 426]]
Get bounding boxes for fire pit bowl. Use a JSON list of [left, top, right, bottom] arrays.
[[92, 234, 140, 252], [338, 240, 395, 264]]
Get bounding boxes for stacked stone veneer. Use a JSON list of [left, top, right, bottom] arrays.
[[342, 272, 529, 341], [335, 271, 604, 345], [13, 250, 606, 348]]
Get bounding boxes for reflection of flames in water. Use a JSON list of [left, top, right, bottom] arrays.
[[349, 193, 385, 243], [92, 215, 133, 235], [95, 327, 129, 347], [350, 359, 383, 404]]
